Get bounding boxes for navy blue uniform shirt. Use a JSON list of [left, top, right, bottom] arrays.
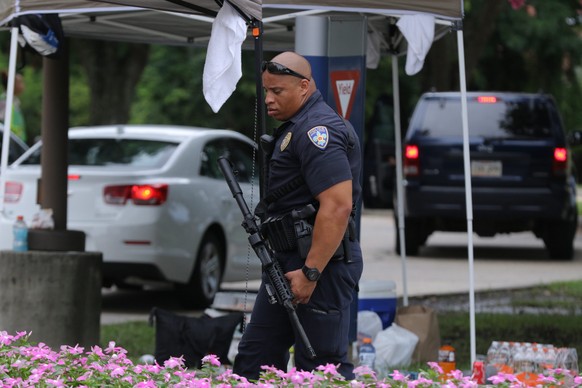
[[267, 90, 362, 216]]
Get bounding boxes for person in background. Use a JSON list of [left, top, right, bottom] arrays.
[[0, 71, 27, 143], [233, 51, 363, 380]]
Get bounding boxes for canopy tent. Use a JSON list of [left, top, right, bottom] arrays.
[[0, 0, 478, 363]]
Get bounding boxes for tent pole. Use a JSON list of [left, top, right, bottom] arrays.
[[457, 28, 477, 366], [392, 55, 408, 306], [0, 27, 20, 213], [252, 20, 266, 200]]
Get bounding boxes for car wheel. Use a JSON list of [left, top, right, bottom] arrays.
[[395, 216, 423, 256], [177, 233, 224, 308], [543, 215, 577, 260]]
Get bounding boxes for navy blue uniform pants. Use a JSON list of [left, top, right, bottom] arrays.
[[233, 243, 363, 381]]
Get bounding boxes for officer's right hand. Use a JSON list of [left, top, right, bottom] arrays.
[[286, 269, 316, 304]]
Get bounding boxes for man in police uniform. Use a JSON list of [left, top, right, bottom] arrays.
[[233, 51, 363, 380]]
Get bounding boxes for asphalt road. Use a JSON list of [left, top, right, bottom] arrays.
[[101, 209, 582, 324]]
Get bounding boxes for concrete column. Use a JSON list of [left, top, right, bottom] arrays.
[[0, 250, 102, 349]]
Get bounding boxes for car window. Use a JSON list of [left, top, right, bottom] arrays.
[[19, 138, 179, 168], [223, 139, 255, 184], [200, 139, 227, 179], [418, 97, 553, 139], [200, 138, 255, 183]]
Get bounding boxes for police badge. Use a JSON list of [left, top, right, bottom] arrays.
[[281, 132, 292, 151], [307, 126, 329, 149]]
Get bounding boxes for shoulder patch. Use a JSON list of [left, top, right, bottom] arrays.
[[307, 126, 329, 150], [280, 131, 292, 151]]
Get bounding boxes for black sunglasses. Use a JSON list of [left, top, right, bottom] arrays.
[[261, 61, 309, 80]]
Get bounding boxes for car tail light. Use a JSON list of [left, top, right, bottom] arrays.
[[404, 145, 420, 176], [104, 184, 168, 205], [477, 96, 498, 103], [68, 174, 81, 181], [4, 181, 23, 203], [552, 147, 568, 175]]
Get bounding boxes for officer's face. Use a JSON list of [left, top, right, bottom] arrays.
[[263, 71, 310, 121]]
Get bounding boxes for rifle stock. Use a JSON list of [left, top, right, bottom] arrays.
[[217, 156, 316, 359]]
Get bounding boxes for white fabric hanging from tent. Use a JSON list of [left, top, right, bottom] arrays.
[[396, 14, 435, 75], [203, 1, 248, 112]]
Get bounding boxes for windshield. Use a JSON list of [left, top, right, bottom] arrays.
[[20, 138, 179, 168], [417, 97, 553, 138]]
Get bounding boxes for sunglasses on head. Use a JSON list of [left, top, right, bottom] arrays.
[[261, 61, 309, 80]]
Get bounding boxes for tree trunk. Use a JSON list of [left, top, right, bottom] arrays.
[[76, 41, 149, 124]]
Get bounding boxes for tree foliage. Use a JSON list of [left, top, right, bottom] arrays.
[[131, 45, 259, 139], [1, 0, 582, 143]]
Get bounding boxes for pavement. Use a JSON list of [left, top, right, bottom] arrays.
[[101, 209, 582, 324], [359, 209, 582, 297]]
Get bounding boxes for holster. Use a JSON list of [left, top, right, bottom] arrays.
[[261, 204, 354, 262]]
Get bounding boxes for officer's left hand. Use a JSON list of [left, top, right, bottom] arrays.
[[285, 269, 317, 304]]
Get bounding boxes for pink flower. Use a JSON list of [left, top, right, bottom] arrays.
[[316, 363, 341, 376], [110, 366, 126, 378], [90, 345, 104, 357], [428, 361, 444, 374], [202, 354, 221, 367], [353, 365, 375, 376], [0, 331, 14, 346], [537, 374, 557, 384], [163, 357, 184, 369], [46, 378, 64, 387], [449, 369, 464, 380], [390, 370, 408, 382], [489, 374, 508, 384], [60, 344, 84, 355], [135, 381, 157, 388], [76, 372, 92, 381]]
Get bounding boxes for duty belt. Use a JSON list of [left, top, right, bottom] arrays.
[[261, 204, 356, 263]]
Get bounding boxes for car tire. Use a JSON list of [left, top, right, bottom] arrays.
[[543, 215, 577, 261], [395, 216, 423, 256], [177, 233, 224, 309]]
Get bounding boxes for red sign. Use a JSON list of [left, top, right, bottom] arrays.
[[330, 70, 360, 120]]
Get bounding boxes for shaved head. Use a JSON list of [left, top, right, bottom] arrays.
[[271, 51, 312, 81]]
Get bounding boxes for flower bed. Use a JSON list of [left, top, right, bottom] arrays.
[[1, 331, 581, 387]]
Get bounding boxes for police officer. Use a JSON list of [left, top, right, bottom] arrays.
[[233, 51, 363, 380]]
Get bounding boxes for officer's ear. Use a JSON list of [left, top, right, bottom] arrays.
[[300, 78, 313, 94]]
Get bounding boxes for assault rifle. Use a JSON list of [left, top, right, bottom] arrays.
[[217, 156, 316, 359]]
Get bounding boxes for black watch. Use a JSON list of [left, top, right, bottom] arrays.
[[301, 265, 321, 282]]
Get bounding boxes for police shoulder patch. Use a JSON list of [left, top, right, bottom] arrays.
[[307, 126, 329, 150]]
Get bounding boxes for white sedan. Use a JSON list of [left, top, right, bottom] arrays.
[[0, 125, 262, 307]]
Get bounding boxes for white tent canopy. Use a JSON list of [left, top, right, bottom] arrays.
[[0, 0, 478, 363]]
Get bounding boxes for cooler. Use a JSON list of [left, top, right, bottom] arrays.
[[358, 280, 397, 329]]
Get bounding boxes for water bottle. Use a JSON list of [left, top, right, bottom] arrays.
[[486, 341, 499, 365], [358, 337, 376, 371], [13, 215, 28, 252]]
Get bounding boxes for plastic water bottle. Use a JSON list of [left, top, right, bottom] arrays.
[[486, 341, 499, 365], [358, 337, 376, 371], [13, 215, 28, 252]]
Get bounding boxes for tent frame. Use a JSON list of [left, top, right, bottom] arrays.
[[0, 0, 478, 364]]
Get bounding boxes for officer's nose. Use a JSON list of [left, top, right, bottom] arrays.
[[264, 92, 273, 105]]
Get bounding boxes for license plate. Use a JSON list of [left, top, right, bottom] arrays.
[[471, 160, 502, 177]]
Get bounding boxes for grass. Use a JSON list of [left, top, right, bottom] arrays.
[[101, 281, 582, 371], [101, 321, 155, 363]]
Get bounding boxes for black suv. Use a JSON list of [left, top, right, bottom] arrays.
[[398, 91, 578, 259]]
